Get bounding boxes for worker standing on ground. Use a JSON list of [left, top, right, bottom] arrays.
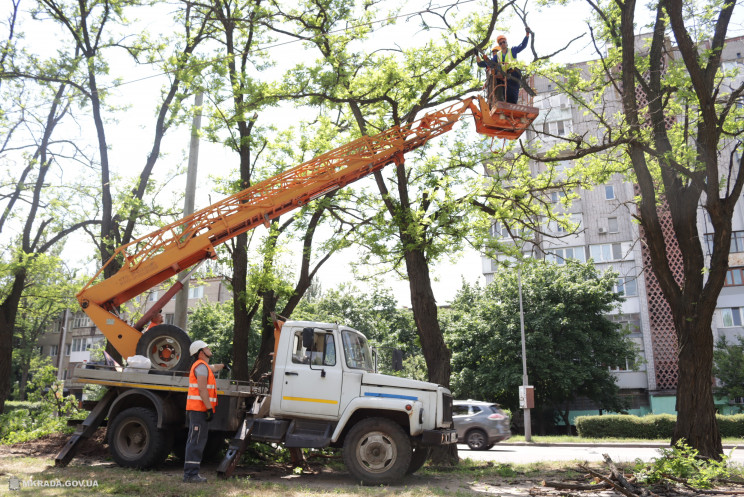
[[477, 27, 531, 104], [183, 340, 224, 483]]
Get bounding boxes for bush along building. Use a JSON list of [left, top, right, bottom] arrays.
[[481, 34, 744, 426]]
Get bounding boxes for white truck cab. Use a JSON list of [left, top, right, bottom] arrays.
[[263, 321, 456, 483]]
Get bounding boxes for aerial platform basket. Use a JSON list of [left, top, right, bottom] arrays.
[[473, 95, 539, 140]]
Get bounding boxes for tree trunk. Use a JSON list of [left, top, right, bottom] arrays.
[[403, 246, 456, 464], [0, 269, 26, 413], [250, 290, 279, 381], [232, 232, 251, 381], [19, 363, 30, 401], [403, 248, 451, 387], [672, 319, 722, 458]]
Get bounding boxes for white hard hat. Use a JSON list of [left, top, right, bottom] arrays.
[[189, 340, 209, 356]]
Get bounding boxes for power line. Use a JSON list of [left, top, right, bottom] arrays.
[[3, 0, 478, 112], [108, 0, 477, 91]]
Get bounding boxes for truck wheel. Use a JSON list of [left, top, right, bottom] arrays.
[[465, 428, 490, 451], [406, 446, 430, 475], [108, 407, 173, 468], [343, 417, 412, 484], [135, 324, 191, 372]]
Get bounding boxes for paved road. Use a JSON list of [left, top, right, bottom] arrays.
[[457, 443, 744, 465]]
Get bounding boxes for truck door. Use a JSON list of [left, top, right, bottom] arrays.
[[279, 328, 342, 417]]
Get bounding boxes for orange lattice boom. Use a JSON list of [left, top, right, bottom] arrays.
[[78, 96, 538, 359]]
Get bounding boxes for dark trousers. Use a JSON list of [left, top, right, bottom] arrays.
[[184, 410, 208, 477], [506, 70, 522, 104]]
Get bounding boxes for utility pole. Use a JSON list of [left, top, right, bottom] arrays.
[[175, 92, 203, 331], [56, 308, 69, 381], [518, 265, 532, 442]]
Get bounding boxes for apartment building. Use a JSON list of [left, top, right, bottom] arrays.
[[481, 35, 744, 420]]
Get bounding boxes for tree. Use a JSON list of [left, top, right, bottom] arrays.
[[273, 0, 511, 390], [195, 0, 355, 382], [12, 0, 215, 365], [10, 254, 79, 401], [188, 299, 251, 367], [0, 16, 98, 410], [713, 336, 744, 411], [444, 261, 634, 434], [526, 1, 744, 457]]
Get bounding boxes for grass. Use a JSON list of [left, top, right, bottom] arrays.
[[3, 452, 744, 496], [0, 455, 574, 497], [506, 435, 744, 444]]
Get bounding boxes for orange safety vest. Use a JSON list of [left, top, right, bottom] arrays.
[[186, 359, 218, 412]]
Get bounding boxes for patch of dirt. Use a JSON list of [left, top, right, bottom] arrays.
[[0, 428, 109, 460]]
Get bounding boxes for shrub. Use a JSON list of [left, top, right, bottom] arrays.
[[634, 440, 731, 489], [575, 413, 744, 438], [717, 414, 744, 437], [575, 414, 675, 438], [0, 358, 81, 444]]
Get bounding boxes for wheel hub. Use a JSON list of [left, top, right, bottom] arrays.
[[148, 337, 181, 369], [357, 432, 396, 473]]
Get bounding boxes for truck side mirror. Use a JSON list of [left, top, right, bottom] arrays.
[[302, 327, 315, 349], [392, 349, 403, 371]]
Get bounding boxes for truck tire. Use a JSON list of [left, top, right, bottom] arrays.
[[136, 324, 191, 372], [108, 407, 173, 468], [465, 428, 490, 451], [343, 417, 412, 485], [406, 446, 430, 475]]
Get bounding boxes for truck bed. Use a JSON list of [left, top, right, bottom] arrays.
[[71, 363, 269, 398]]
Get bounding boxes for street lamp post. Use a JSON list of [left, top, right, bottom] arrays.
[[518, 266, 532, 442]]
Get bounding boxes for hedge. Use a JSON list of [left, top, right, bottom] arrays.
[[575, 414, 744, 438]]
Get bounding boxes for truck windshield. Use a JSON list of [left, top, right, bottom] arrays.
[[341, 330, 374, 371]]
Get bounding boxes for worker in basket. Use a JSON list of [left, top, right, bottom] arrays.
[[477, 27, 531, 105]]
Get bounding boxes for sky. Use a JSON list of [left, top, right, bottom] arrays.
[[8, 0, 744, 307]]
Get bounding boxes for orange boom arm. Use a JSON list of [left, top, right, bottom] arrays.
[[77, 96, 538, 359]]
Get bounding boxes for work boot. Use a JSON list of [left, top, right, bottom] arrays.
[[183, 474, 207, 483]]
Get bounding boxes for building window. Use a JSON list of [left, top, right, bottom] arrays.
[[590, 243, 623, 262], [72, 337, 97, 352], [542, 121, 572, 137], [545, 246, 586, 265], [73, 315, 92, 328], [721, 308, 743, 327], [605, 185, 615, 200], [65, 344, 71, 356], [188, 286, 204, 299], [705, 231, 744, 254], [49, 345, 58, 356], [608, 217, 619, 233], [63, 370, 68, 380], [725, 268, 744, 286], [550, 191, 566, 203], [490, 222, 510, 239], [147, 291, 159, 302], [615, 277, 638, 297]]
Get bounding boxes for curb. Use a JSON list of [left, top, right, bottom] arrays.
[[496, 442, 743, 449]]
